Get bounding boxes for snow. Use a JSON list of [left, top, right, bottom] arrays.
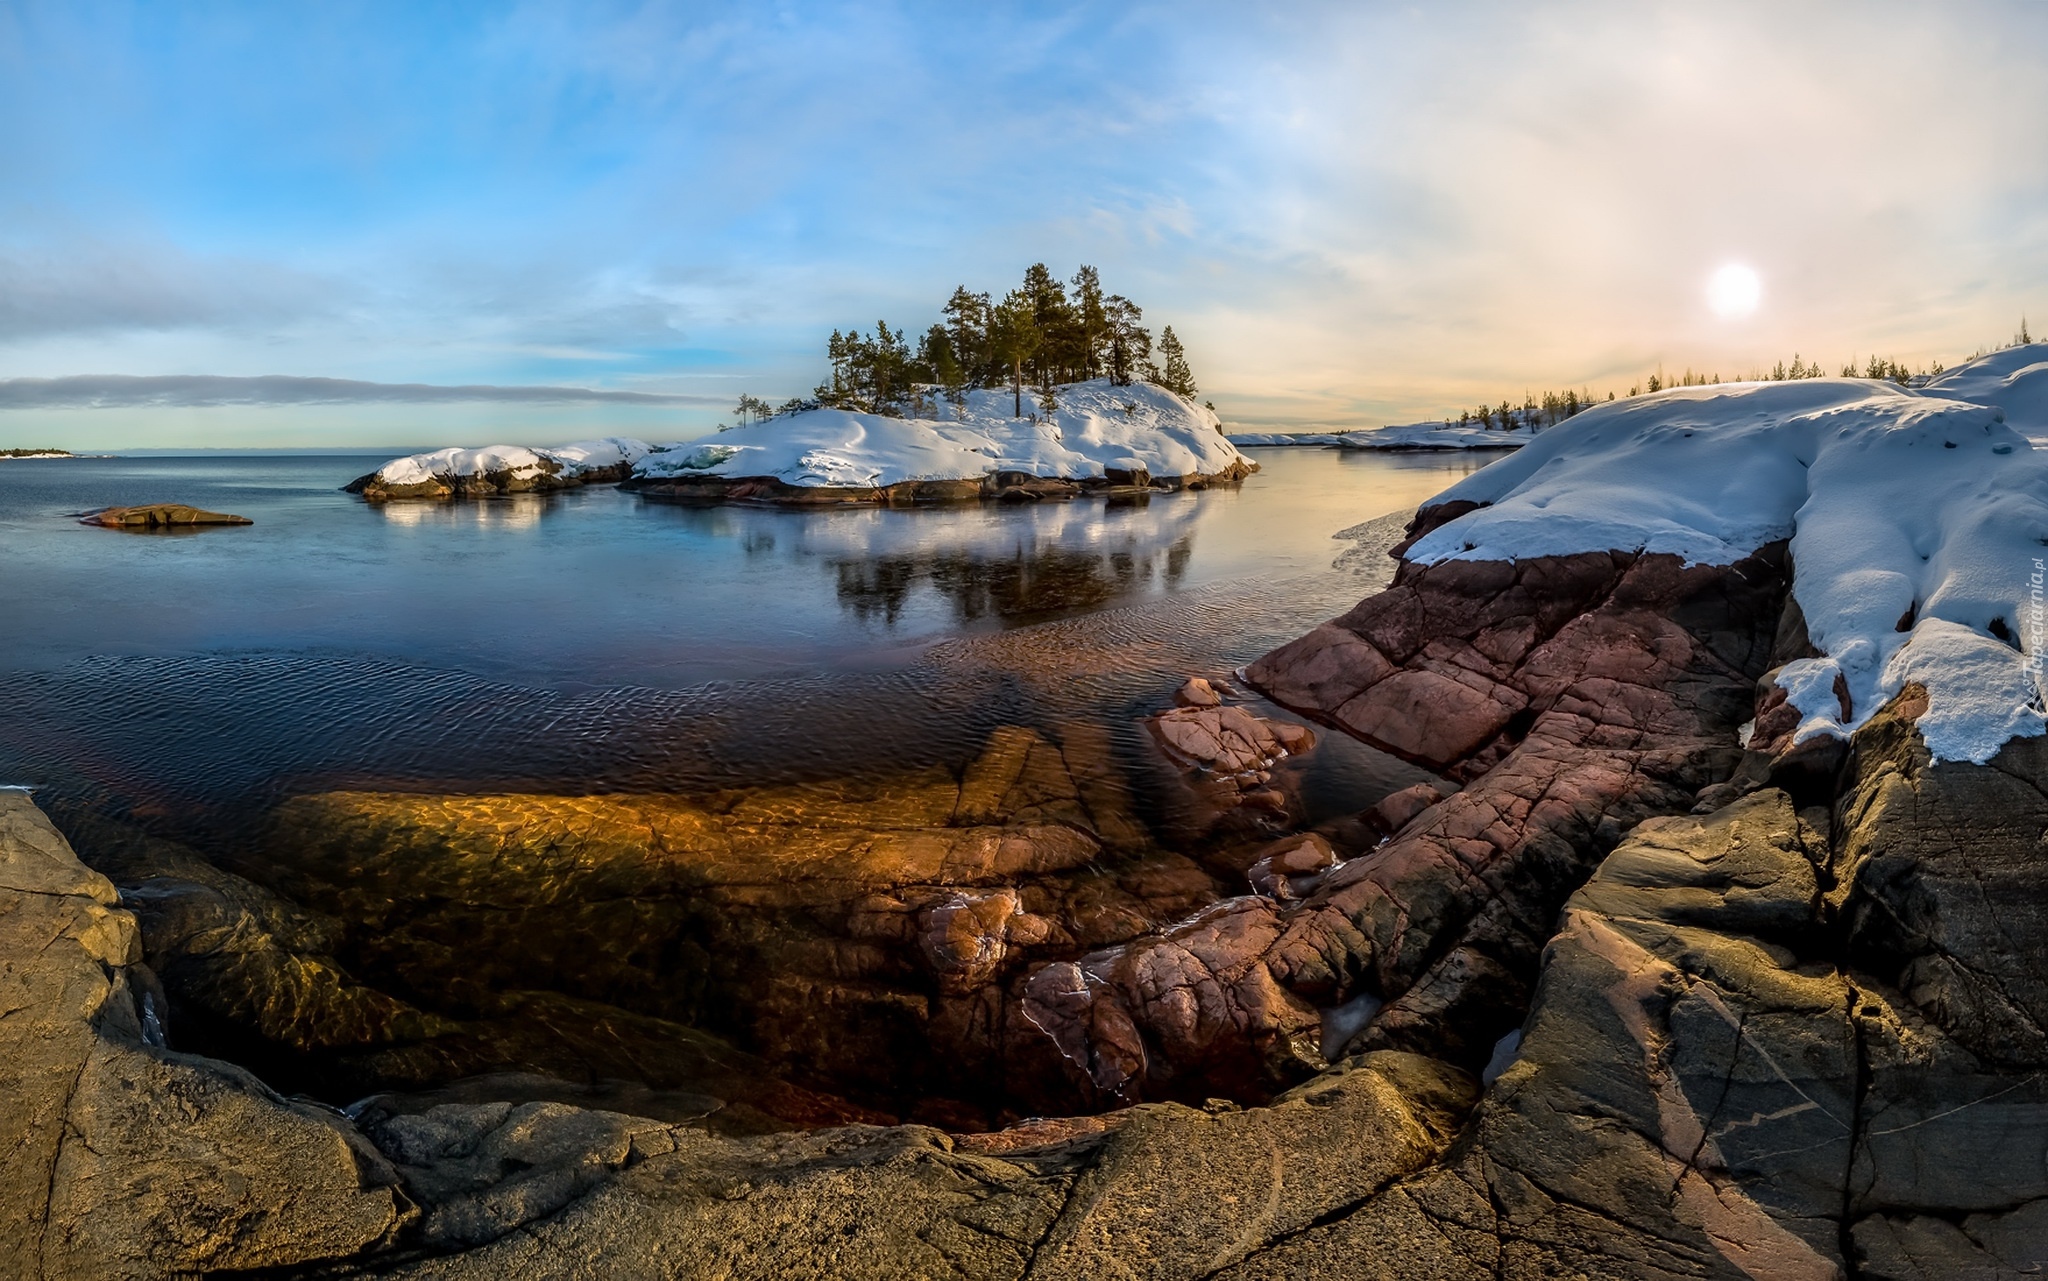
[[632, 380, 1241, 488], [1403, 345, 2048, 764], [370, 436, 653, 486]]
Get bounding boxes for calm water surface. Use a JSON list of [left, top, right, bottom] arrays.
[[0, 448, 1489, 837]]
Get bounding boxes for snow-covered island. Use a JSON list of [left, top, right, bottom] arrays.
[[1403, 341, 2048, 765], [344, 437, 654, 501], [624, 379, 1251, 504], [0, 448, 75, 459], [1231, 421, 1535, 450]]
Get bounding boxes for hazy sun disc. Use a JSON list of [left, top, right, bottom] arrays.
[[1708, 264, 1762, 318]]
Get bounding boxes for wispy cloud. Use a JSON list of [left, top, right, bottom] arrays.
[[0, 375, 708, 409]]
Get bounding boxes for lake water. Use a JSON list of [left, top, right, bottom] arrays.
[[0, 447, 1489, 841]]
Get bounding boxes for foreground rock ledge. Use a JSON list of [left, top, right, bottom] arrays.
[[3, 787, 1480, 1277], [19, 699, 2048, 1275]]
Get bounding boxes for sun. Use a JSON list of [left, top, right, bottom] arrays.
[[1707, 263, 1762, 319]]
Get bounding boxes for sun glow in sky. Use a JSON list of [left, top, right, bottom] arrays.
[[1708, 265, 1763, 320], [2, 1, 2046, 447]]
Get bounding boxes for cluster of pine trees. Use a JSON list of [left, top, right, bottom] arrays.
[[729, 265, 1201, 426]]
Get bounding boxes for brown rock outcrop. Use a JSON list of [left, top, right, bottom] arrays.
[[1022, 539, 1787, 1104], [79, 503, 253, 528]]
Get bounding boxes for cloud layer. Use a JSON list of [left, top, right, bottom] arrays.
[[1, 1, 2044, 443], [0, 375, 699, 410]]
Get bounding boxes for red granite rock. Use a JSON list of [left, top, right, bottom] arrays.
[[1021, 537, 1787, 1104]]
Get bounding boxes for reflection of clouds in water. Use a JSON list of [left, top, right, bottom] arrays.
[[373, 496, 553, 531]]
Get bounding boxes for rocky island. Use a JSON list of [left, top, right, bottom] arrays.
[[345, 266, 1254, 507], [624, 378, 1251, 505], [79, 503, 253, 529], [344, 437, 654, 502], [13, 343, 2048, 1277]]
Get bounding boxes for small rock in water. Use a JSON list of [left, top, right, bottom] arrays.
[[1247, 833, 1338, 901], [80, 503, 253, 528], [1174, 677, 1223, 708]]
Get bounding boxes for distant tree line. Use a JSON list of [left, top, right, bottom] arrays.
[[721, 264, 1204, 427], [1445, 318, 2041, 433]]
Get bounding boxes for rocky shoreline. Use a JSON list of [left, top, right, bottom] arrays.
[[620, 459, 1258, 507], [15, 472, 2048, 1274]]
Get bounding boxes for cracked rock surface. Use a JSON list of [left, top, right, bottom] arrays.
[[1021, 541, 1787, 1106]]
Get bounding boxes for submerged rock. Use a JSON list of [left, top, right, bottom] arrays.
[[207, 725, 1219, 1123]]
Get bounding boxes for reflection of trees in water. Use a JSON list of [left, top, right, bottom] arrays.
[[835, 536, 1195, 626]]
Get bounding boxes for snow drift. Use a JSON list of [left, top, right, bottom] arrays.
[[1403, 344, 2048, 764]]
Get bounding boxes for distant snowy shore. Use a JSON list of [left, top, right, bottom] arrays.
[[1405, 343, 2048, 765], [1231, 422, 1534, 450]]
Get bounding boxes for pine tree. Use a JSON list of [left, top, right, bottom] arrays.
[[1103, 295, 1150, 386], [1070, 265, 1108, 379], [943, 288, 991, 384], [988, 290, 1041, 417], [1156, 326, 1197, 400]]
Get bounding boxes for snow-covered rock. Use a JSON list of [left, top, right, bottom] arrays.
[[1403, 345, 2048, 763], [628, 380, 1251, 501], [346, 437, 654, 501]]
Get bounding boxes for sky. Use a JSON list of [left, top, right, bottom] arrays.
[[2, 0, 2046, 449]]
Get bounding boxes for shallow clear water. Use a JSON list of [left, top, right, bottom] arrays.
[[0, 448, 1488, 834]]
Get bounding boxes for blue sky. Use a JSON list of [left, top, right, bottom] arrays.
[[3, 1, 2046, 447]]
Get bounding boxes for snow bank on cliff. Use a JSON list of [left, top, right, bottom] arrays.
[[1405, 345, 2048, 764], [371, 437, 653, 487], [633, 380, 1241, 488]]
